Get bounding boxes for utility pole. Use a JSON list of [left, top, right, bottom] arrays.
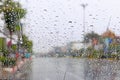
[[17, 22, 23, 55], [81, 3, 88, 56]]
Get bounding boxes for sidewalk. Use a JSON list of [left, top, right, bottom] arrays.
[[4, 58, 31, 73], [0, 57, 32, 79]]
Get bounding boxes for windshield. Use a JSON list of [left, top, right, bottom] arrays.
[[0, 0, 120, 80]]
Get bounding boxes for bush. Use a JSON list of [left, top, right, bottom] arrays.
[[0, 56, 16, 67], [2, 49, 9, 57]]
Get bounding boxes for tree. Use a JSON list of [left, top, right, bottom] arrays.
[[0, 0, 26, 45], [84, 31, 100, 43], [0, 0, 27, 66]]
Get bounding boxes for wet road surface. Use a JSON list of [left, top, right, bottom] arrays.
[[30, 58, 120, 80]]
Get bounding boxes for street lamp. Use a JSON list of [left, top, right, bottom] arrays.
[[81, 3, 88, 56]]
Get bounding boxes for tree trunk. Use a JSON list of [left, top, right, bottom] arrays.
[[8, 31, 12, 52], [10, 31, 12, 45]]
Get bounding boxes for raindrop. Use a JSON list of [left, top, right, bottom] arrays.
[[54, 24, 57, 26], [50, 32, 53, 34], [70, 26, 74, 27], [68, 21, 72, 23], [43, 9, 47, 11], [74, 22, 77, 23], [117, 17, 119, 18], [93, 17, 96, 19], [89, 14, 92, 16], [90, 25, 94, 27], [54, 20, 58, 22], [55, 16, 59, 17]]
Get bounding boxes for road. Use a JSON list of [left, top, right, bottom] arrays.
[[30, 58, 120, 80], [31, 58, 85, 80]]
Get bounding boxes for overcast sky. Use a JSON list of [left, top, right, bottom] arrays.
[[20, 0, 120, 53]]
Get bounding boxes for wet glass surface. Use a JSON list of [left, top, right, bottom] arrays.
[[30, 58, 120, 80], [1, 0, 120, 80]]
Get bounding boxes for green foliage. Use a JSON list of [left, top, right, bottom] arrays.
[[0, 0, 28, 67], [2, 49, 9, 57], [11, 44, 17, 51], [92, 50, 99, 58], [15, 25, 21, 31], [0, 0, 26, 33], [86, 47, 103, 58], [22, 35, 33, 53], [87, 47, 94, 52], [84, 31, 100, 43], [26, 41, 33, 52], [0, 56, 16, 67], [109, 44, 120, 53], [0, 37, 6, 52]]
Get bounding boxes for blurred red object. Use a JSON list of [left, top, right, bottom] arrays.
[[7, 40, 12, 47], [16, 52, 19, 58]]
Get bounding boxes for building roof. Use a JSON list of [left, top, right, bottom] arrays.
[[102, 28, 115, 38]]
